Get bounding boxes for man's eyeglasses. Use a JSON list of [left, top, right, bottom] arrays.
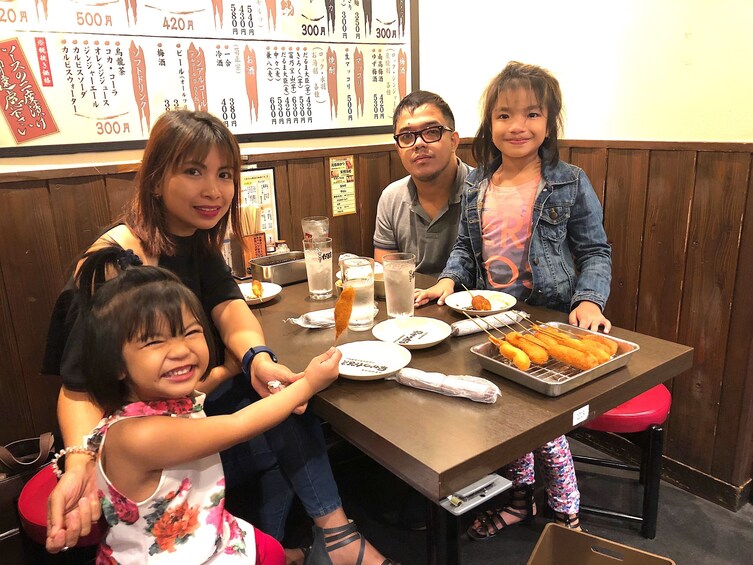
[[393, 125, 454, 148]]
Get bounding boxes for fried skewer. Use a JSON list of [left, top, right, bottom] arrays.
[[462, 312, 530, 371], [334, 286, 355, 344], [534, 331, 599, 371], [530, 318, 620, 356], [461, 283, 492, 311]]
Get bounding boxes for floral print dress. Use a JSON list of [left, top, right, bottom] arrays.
[[92, 393, 257, 564]]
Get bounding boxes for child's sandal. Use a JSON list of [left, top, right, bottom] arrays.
[[552, 509, 582, 531], [467, 484, 536, 541]]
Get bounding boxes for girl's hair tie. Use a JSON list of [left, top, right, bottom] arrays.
[[117, 248, 143, 270]]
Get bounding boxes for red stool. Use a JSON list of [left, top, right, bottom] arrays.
[[18, 464, 104, 549], [572, 384, 672, 539]]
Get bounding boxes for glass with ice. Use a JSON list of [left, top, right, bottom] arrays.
[[302, 216, 330, 241], [383, 252, 416, 318], [303, 237, 333, 300], [341, 257, 375, 331]]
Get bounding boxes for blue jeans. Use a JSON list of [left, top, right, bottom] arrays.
[[204, 374, 343, 540]]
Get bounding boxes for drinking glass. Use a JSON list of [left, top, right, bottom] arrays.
[[383, 252, 416, 318], [303, 237, 333, 300], [301, 216, 330, 241], [341, 257, 375, 331]]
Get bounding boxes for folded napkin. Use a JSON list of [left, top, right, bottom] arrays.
[[285, 308, 335, 329], [284, 306, 379, 329], [388, 367, 501, 403], [450, 310, 529, 337]]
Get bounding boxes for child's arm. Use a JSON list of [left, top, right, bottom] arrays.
[[569, 301, 612, 333], [415, 277, 456, 307], [104, 348, 341, 488], [211, 298, 306, 413], [567, 169, 612, 317]]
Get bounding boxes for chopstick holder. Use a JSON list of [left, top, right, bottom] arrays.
[[450, 310, 528, 337], [388, 368, 501, 403]]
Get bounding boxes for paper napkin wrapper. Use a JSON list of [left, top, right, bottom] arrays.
[[285, 308, 335, 329], [450, 310, 529, 337], [389, 367, 501, 404]]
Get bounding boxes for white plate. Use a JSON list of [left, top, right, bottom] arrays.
[[445, 290, 517, 316], [238, 282, 282, 305], [337, 340, 411, 381], [371, 317, 452, 350]]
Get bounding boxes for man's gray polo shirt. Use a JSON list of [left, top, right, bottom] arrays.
[[373, 159, 472, 278]]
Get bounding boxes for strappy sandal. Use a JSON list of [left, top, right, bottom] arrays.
[[467, 484, 536, 541], [304, 520, 399, 565], [551, 509, 583, 531]]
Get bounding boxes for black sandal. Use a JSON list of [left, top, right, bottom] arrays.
[[467, 484, 536, 541], [304, 520, 399, 565], [551, 508, 582, 531]]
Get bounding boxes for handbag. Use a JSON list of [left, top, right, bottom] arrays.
[[0, 433, 55, 536]]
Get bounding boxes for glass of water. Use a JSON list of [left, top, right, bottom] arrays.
[[303, 237, 333, 300], [383, 252, 416, 318], [302, 216, 330, 241], [341, 257, 375, 331]]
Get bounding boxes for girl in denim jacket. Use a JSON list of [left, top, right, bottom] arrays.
[[416, 62, 612, 538]]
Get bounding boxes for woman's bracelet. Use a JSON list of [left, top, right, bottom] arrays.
[[51, 446, 97, 479]]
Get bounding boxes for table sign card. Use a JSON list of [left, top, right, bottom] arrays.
[[330, 155, 356, 216]]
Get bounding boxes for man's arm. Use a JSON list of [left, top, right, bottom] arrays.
[[374, 247, 391, 264]]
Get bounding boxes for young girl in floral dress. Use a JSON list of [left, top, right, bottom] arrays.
[[75, 248, 341, 563]]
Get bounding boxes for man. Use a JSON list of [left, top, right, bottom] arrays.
[[374, 90, 472, 278]]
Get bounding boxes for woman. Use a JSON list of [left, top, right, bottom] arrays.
[[43, 110, 392, 565]]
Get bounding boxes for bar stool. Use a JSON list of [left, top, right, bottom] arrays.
[[572, 384, 672, 539], [17, 464, 103, 563]]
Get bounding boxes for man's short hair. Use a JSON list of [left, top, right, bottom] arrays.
[[392, 90, 455, 131]]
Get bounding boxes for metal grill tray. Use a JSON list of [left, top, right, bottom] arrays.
[[470, 322, 640, 397]]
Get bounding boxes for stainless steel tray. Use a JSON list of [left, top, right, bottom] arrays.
[[246, 252, 307, 286], [470, 322, 639, 396]]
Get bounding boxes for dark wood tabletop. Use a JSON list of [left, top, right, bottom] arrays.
[[252, 276, 694, 502]]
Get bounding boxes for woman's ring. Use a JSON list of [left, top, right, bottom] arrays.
[[61, 546, 70, 552], [267, 380, 283, 391]]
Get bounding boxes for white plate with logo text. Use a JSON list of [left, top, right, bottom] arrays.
[[337, 341, 411, 381], [444, 290, 516, 316], [239, 282, 282, 305], [372, 317, 452, 350]]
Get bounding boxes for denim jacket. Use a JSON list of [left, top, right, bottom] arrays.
[[440, 159, 612, 312]]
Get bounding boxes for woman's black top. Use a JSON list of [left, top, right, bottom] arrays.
[[41, 233, 243, 391]]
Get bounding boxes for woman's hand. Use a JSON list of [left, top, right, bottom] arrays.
[[46, 455, 100, 552], [414, 278, 455, 308], [569, 301, 612, 333], [303, 347, 342, 393], [250, 355, 307, 414]]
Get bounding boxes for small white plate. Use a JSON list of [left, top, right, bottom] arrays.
[[445, 290, 516, 316], [372, 317, 452, 350], [238, 282, 282, 305], [337, 341, 411, 381]]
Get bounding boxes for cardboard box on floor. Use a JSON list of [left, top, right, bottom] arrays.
[[527, 524, 676, 565]]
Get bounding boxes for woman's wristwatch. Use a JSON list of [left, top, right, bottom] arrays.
[[241, 345, 278, 378]]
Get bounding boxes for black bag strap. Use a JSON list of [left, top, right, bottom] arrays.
[[0, 432, 55, 473]]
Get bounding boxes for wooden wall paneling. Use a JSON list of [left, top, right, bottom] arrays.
[[636, 151, 696, 342], [713, 155, 753, 484], [355, 152, 392, 258], [668, 152, 750, 472], [287, 159, 328, 249], [0, 182, 66, 437], [456, 145, 476, 168], [49, 176, 111, 272], [0, 257, 34, 444], [569, 148, 608, 204], [389, 150, 408, 183], [105, 173, 137, 222], [558, 146, 571, 167], [325, 155, 364, 257], [602, 150, 649, 329]]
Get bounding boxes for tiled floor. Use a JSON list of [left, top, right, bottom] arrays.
[[283, 438, 753, 565]]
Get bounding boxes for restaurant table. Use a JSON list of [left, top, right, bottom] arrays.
[[251, 275, 693, 564]]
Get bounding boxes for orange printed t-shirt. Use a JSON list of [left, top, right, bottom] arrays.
[[480, 177, 539, 298]]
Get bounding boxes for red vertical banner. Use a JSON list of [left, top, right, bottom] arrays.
[[0, 38, 59, 144], [35, 37, 53, 87]]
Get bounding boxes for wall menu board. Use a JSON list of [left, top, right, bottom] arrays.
[[0, 0, 416, 156]]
